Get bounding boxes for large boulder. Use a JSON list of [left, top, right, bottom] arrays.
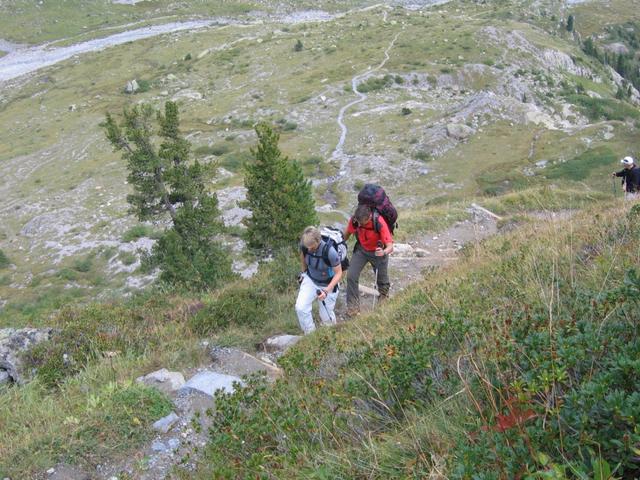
[[446, 123, 475, 140], [0, 328, 54, 384], [178, 370, 243, 398], [125, 79, 139, 94]]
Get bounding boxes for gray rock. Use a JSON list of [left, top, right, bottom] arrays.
[[153, 411, 179, 433], [151, 440, 167, 452], [0, 328, 54, 384], [167, 438, 180, 450], [178, 370, 242, 398], [0, 370, 9, 385], [262, 334, 302, 353], [446, 123, 475, 140], [136, 368, 185, 395], [125, 79, 139, 94], [391, 243, 415, 257]]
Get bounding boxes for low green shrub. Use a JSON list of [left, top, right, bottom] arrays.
[[0, 249, 9, 269], [358, 74, 394, 93], [194, 144, 230, 157], [122, 224, 158, 242]]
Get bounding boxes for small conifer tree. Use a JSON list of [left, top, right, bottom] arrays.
[[103, 101, 233, 289], [243, 123, 317, 251], [294, 39, 303, 52], [566, 14, 574, 32]]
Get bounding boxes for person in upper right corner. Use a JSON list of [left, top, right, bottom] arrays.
[[343, 204, 394, 317], [612, 156, 640, 200]]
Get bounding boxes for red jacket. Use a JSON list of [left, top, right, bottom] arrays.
[[347, 216, 393, 252]]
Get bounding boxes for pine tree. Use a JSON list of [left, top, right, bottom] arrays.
[[103, 101, 233, 289], [243, 123, 317, 251], [294, 39, 304, 52], [566, 14, 574, 33]]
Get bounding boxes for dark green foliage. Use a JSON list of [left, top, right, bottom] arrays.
[[544, 146, 616, 181], [294, 39, 303, 52], [136, 79, 151, 93], [0, 249, 10, 269], [401, 107, 412, 116], [184, 53, 192, 61], [358, 74, 394, 93], [103, 102, 232, 289], [194, 144, 230, 157], [243, 123, 317, 251], [566, 14, 574, 32], [73, 256, 93, 273]]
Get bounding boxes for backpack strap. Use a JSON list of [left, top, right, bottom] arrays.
[[372, 210, 381, 234]]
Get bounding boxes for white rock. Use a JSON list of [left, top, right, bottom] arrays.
[[152, 411, 179, 433], [263, 334, 302, 353], [0, 370, 9, 385], [178, 371, 243, 397], [136, 368, 185, 394]]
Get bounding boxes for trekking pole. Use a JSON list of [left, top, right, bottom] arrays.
[[372, 240, 383, 309], [316, 289, 332, 320], [372, 266, 379, 309]]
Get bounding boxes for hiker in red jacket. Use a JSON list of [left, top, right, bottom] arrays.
[[343, 204, 394, 317]]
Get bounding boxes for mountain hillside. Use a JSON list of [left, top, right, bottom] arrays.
[[1, 0, 640, 478]]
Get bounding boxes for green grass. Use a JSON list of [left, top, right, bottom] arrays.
[[566, 94, 640, 121], [543, 146, 617, 181]]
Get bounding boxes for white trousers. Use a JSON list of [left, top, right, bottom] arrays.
[[295, 274, 338, 334]]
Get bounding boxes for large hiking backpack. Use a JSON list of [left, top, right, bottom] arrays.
[[357, 184, 398, 234], [300, 226, 349, 272]]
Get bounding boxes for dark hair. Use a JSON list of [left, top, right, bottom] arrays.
[[353, 204, 372, 225]]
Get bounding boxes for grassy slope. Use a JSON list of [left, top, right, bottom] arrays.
[[191, 199, 640, 479]]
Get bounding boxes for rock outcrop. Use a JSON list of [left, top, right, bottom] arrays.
[[0, 327, 54, 384]]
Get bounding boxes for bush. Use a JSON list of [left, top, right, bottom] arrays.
[[24, 300, 170, 387], [73, 256, 93, 273], [358, 74, 394, 93], [184, 53, 192, 61], [401, 107, 412, 116], [121, 224, 158, 242], [0, 249, 10, 269], [194, 144, 231, 157], [294, 39, 303, 52]]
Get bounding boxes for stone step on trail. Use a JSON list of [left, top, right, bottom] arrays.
[[178, 370, 243, 398]]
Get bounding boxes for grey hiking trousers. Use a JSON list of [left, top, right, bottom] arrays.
[[346, 244, 390, 312]]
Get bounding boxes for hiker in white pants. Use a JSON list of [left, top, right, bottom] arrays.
[[296, 227, 343, 335]]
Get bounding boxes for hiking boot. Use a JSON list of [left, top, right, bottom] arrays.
[[377, 293, 389, 305]]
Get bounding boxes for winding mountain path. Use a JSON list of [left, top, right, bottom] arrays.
[[332, 31, 400, 165]]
